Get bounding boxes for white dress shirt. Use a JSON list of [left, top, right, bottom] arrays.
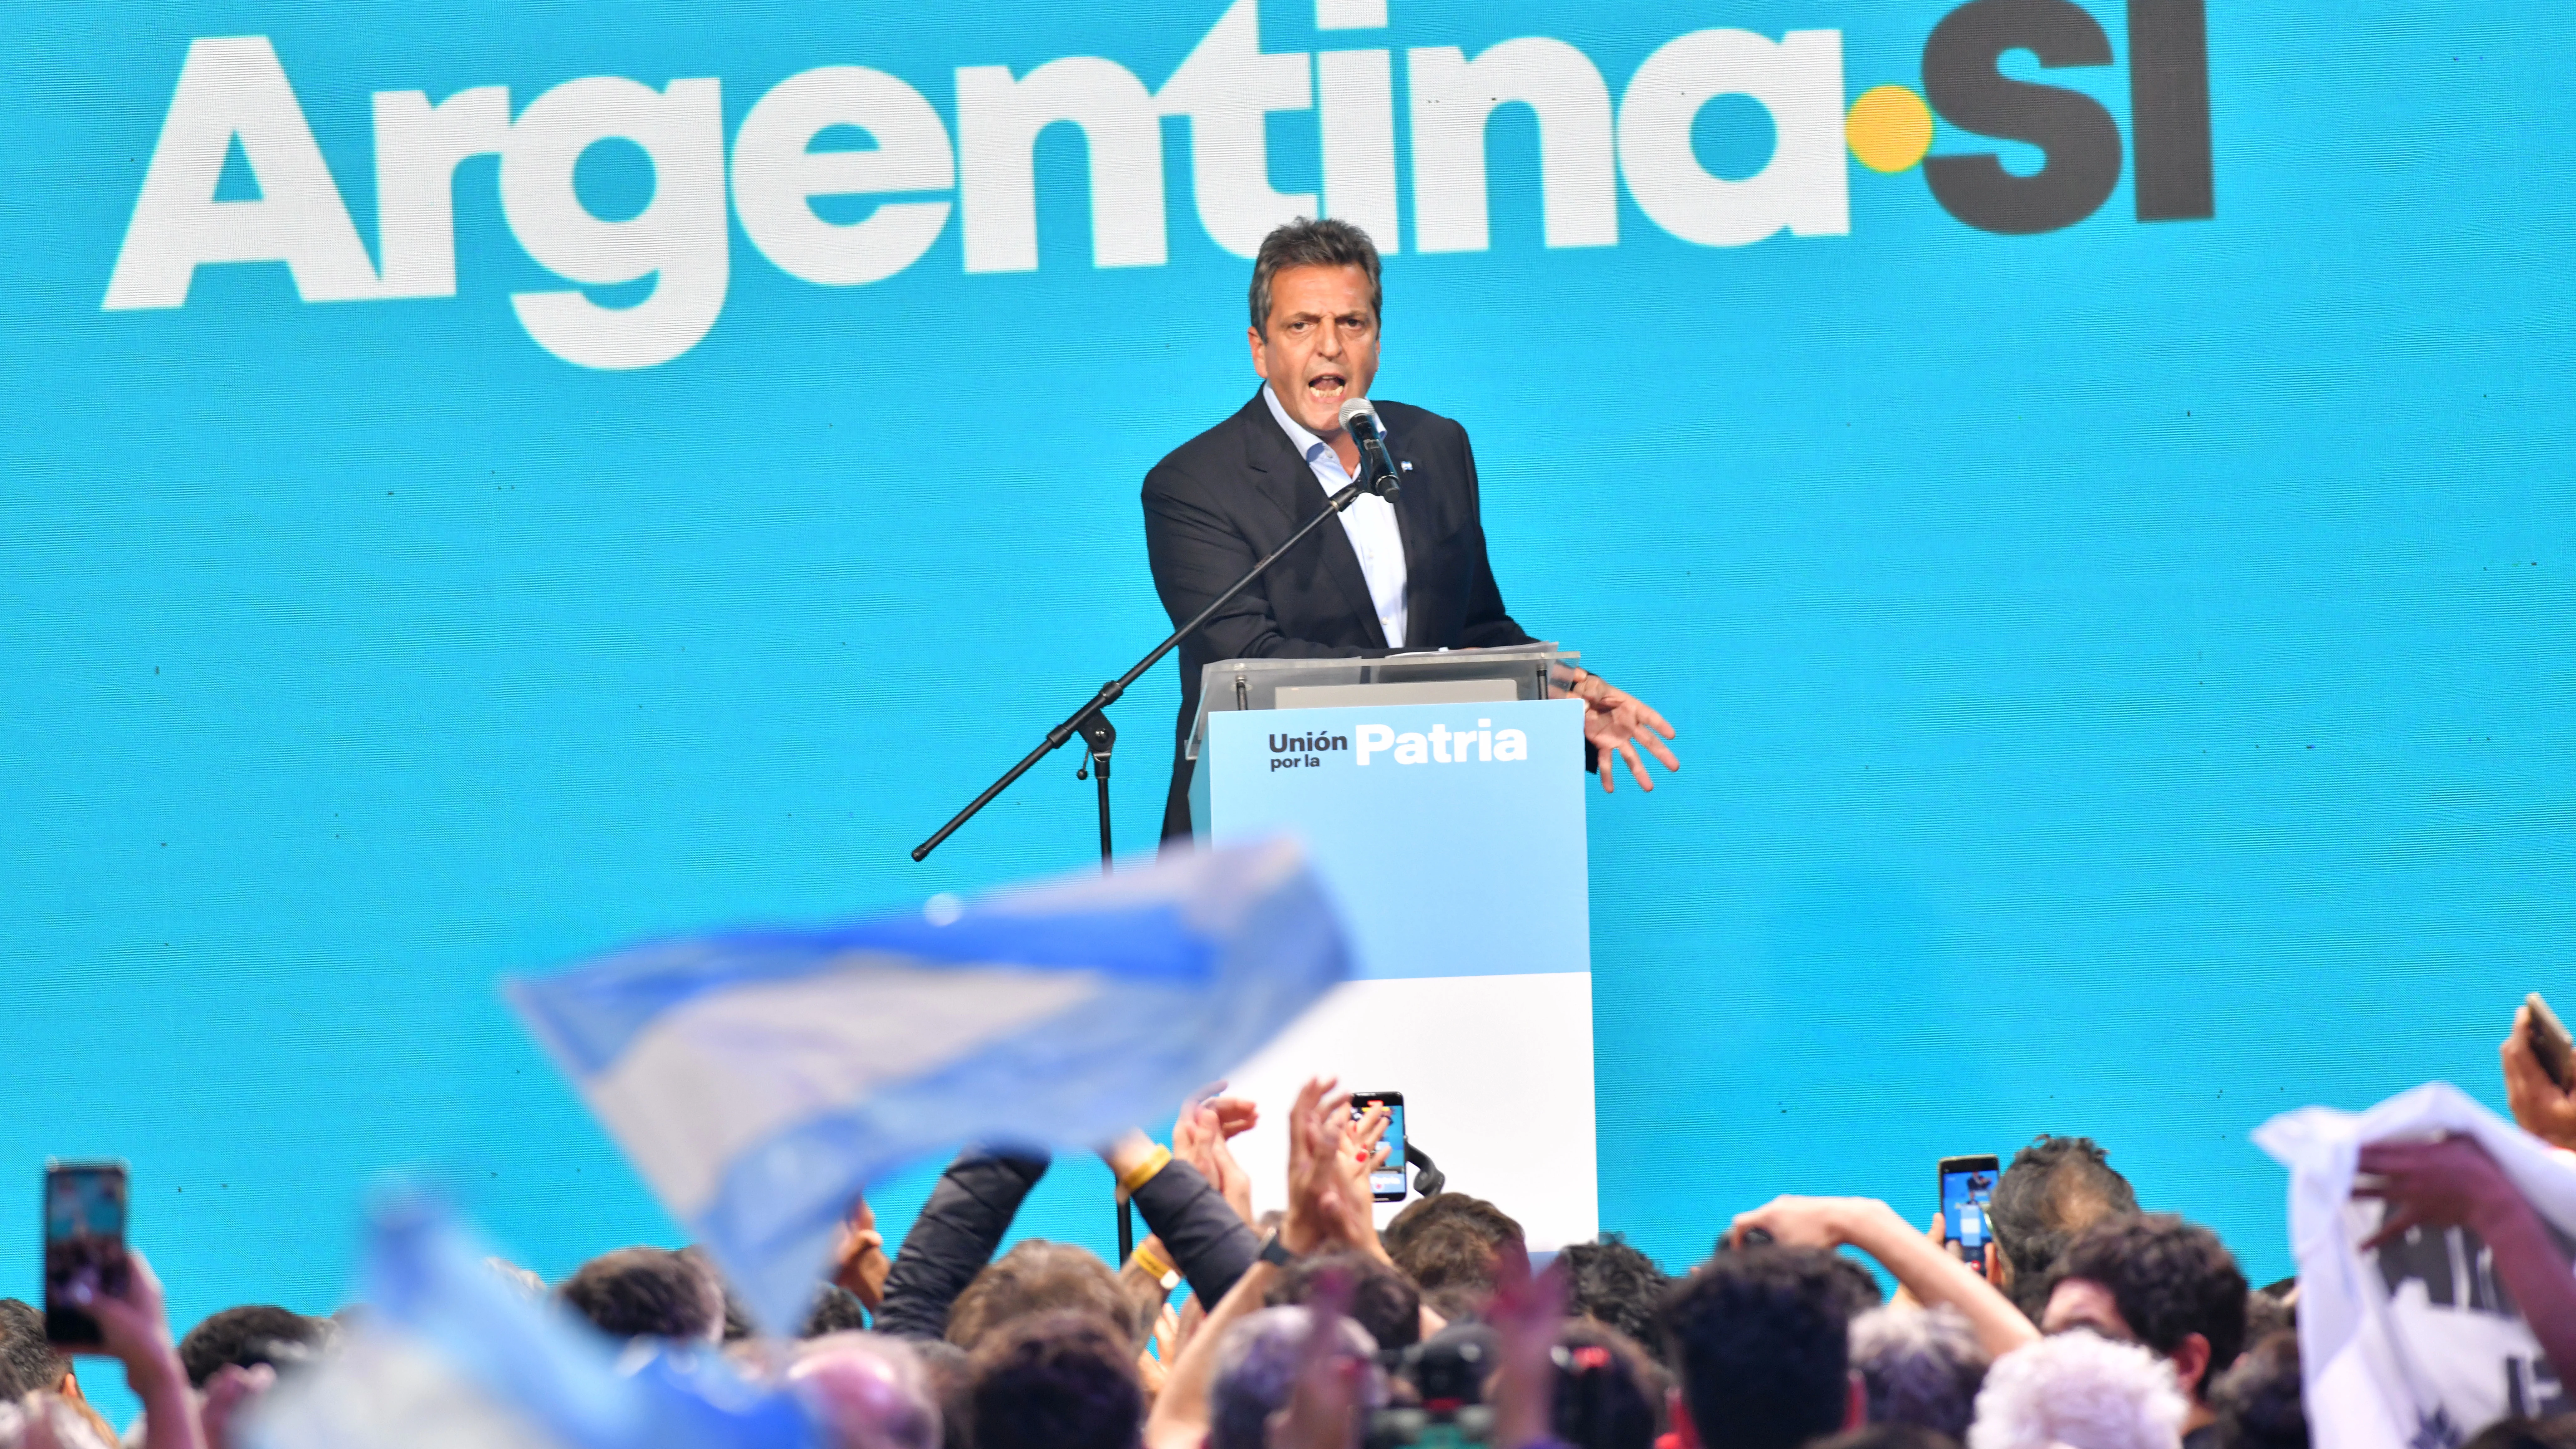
[[1261, 384, 1408, 648]]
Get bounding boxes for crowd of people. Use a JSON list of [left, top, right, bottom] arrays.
[[12, 1010, 2576, 1449]]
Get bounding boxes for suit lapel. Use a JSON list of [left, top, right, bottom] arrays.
[[1237, 391, 1388, 649]]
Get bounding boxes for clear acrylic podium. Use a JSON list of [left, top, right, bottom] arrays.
[[1185, 644, 1601, 1251]]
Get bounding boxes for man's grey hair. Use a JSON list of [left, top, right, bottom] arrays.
[[1249, 218, 1383, 333], [1851, 1305, 1989, 1439], [789, 1331, 940, 1449], [1208, 1306, 1383, 1449]]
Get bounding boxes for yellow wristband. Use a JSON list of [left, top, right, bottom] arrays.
[[1117, 1145, 1173, 1194], [1131, 1243, 1174, 1283]]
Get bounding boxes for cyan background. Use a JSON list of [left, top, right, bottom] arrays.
[[4, 0, 2571, 1422]]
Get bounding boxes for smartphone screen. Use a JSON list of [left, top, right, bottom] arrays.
[[44, 1161, 130, 1346], [1938, 1155, 1999, 1278], [1352, 1092, 1406, 1202]]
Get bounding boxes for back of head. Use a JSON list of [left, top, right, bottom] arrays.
[[1558, 1234, 1669, 1349], [2057, 1215, 2247, 1397], [1210, 1305, 1382, 1449], [1812, 1427, 1964, 1449], [1393, 1218, 1511, 1306], [2462, 1421, 2576, 1449], [910, 1340, 975, 1449], [1851, 1305, 1989, 1439], [965, 1309, 1141, 1449], [1966, 1332, 2185, 1449], [1271, 1250, 1423, 1351], [805, 1286, 873, 1339], [1384, 1193, 1524, 1263], [1987, 1137, 2138, 1320], [790, 1332, 940, 1449], [0, 1393, 114, 1449], [945, 1241, 1134, 1352], [1551, 1317, 1665, 1449], [0, 1302, 66, 1399], [2208, 1331, 2303, 1449], [177, 1304, 328, 1388], [557, 1247, 724, 1343], [1658, 1246, 1853, 1449]]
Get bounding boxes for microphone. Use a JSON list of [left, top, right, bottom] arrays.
[[1338, 398, 1403, 499]]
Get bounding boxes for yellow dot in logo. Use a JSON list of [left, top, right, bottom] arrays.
[[1847, 85, 1935, 173]]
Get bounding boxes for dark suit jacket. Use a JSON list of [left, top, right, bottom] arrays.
[[1143, 390, 1536, 839]]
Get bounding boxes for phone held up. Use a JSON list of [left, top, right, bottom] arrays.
[[1351, 1091, 1408, 1203], [1939, 1154, 1999, 1279], [2527, 993, 2576, 1092], [44, 1159, 130, 1346]]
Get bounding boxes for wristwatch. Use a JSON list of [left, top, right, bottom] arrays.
[[1258, 1231, 1296, 1268]]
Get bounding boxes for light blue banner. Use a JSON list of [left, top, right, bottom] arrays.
[[1201, 699, 1590, 979]]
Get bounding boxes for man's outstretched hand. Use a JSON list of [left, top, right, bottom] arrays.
[[1567, 670, 1678, 793]]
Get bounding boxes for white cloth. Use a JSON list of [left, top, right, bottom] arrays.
[[2252, 1081, 2576, 1444], [1261, 384, 1407, 648]]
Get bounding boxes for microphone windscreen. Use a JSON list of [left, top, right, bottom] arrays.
[[1338, 398, 1379, 433]]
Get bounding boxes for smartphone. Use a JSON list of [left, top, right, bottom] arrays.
[[44, 1161, 130, 1346], [2529, 993, 2576, 1091], [1938, 1155, 1999, 1279], [1351, 1091, 1407, 1203]]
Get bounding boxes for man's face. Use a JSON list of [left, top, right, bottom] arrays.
[[1249, 263, 1381, 440]]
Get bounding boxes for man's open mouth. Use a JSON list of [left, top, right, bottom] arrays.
[[1306, 372, 1347, 398]]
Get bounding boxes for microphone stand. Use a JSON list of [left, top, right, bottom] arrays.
[[913, 463, 1398, 868]]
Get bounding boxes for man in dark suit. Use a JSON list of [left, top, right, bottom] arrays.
[[1143, 218, 1677, 840]]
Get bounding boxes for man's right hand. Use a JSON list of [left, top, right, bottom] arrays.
[[2503, 1003, 2576, 1152]]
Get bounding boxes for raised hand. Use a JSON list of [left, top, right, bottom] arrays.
[[1176, 1084, 1260, 1224], [831, 1193, 890, 1310], [2501, 1004, 2576, 1152], [1566, 670, 1679, 793], [1264, 1267, 1365, 1449], [1284, 1078, 1381, 1257]]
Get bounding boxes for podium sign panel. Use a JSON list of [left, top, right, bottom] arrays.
[[1196, 698, 1598, 1249]]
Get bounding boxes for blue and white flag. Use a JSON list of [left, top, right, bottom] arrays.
[[248, 1196, 816, 1449], [505, 838, 1350, 1333]]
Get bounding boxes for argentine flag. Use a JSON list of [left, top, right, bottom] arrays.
[[506, 839, 1350, 1333]]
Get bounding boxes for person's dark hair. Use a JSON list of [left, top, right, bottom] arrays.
[[2209, 1330, 2305, 1449], [557, 1247, 724, 1343], [1269, 1250, 1423, 1351], [1657, 1246, 1852, 1449], [1393, 1219, 1506, 1303], [1551, 1317, 1665, 1449], [2461, 1419, 2576, 1449], [965, 1309, 1142, 1449], [0, 1299, 68, 1398], [946, 1241, 1136, 1352], [176, 1305, 328, 1389], [2058, 1214, 2247, 1399], [1558, 1234, 1668, 1349], [1849, 1305, 1986, 1439], [1987, 1135, 2139, 1320], [1807, 1427, 1963, 1449], [1248, 218, 1383, 334], [914, 1339, 977, 1449], [804, 1285, 872, 1338]]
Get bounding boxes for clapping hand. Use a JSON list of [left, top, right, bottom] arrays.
[[1175, 1081, 1261, 1225], [1283, 1077, 1390, 1260], [1564, 670, 1678, 793]]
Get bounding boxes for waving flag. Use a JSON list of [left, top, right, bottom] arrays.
[[505, 838, 1350, 1332], [249, 1196, 816, 1449]]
